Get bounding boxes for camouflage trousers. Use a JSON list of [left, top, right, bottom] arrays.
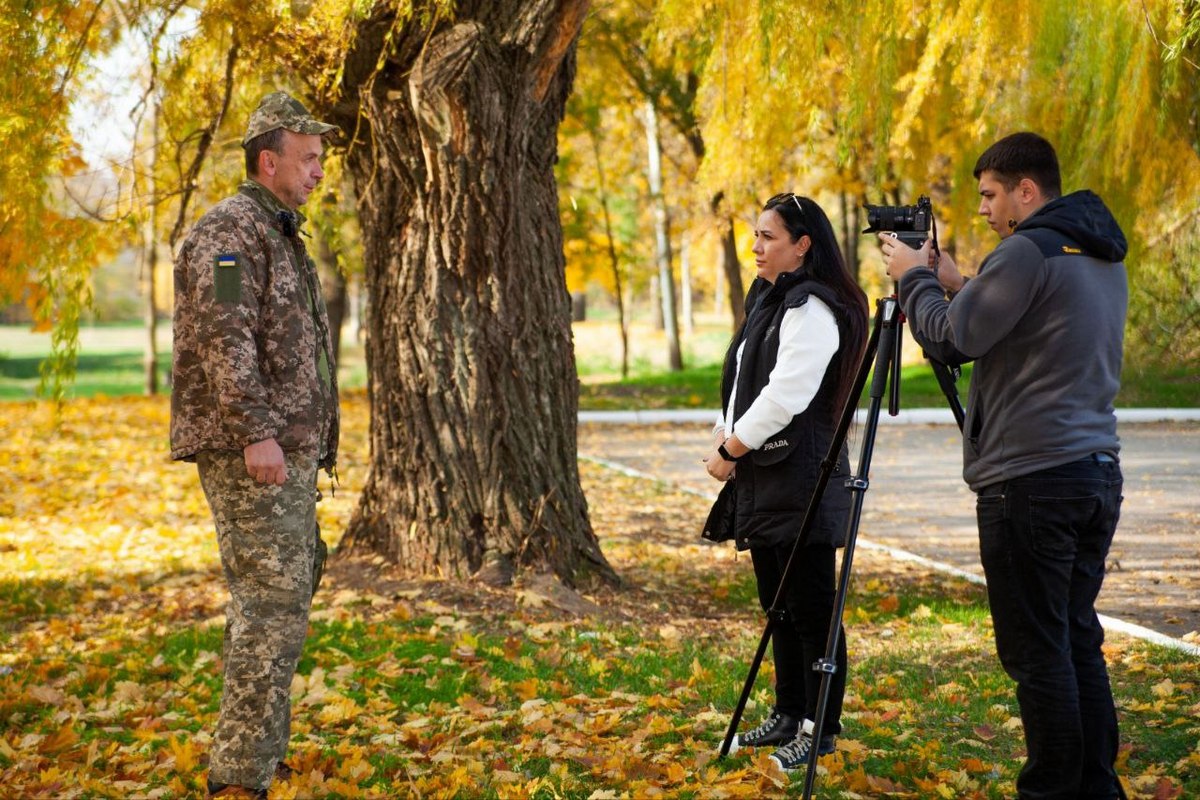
[[196, 449, 319, 791]]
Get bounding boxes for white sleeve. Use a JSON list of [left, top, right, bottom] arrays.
[[731, 297, 839, 450]]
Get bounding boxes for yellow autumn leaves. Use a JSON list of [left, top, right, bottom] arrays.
[[2, 395, 1197, 797]]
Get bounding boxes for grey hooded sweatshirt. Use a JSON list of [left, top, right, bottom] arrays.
[[899, 190, 1128, 491]]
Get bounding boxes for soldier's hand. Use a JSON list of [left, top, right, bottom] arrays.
[[244, 438, 288, 485]]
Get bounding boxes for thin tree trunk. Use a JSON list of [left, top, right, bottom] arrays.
[[643, 102, 682, 371], [143, 223, 159, 395], [349, 278, 366, 344], [333, 2, 615, 589], [142, 99, 160, 396], [589, 133, 629, 378], [713, 199, 744, 330], [316, 231, 347, 361], [649, 275, 662, 329], [840, 190, 861, 283], [680, 232, 693, 336], [714, 248, 725, 317]]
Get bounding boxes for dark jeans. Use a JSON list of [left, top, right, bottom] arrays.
[[977, 455, 1124, 800], [751, 542, 845, 734]]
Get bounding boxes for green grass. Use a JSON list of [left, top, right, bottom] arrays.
[[1, 419, 1196, 797], [0, 324, 367, 401], [6, 567, 1192, 797], [2, 322, 1195, 408]]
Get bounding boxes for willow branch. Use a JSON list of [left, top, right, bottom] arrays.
[[167, 35, 240, 250]]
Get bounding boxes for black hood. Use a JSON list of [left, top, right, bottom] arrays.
[[1015, 190, 1127, 262]]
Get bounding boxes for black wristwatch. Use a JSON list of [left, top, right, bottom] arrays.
[[717, 443, 741, 463]]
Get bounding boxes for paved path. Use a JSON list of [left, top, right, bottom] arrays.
[[578, 420, 1200, 642]]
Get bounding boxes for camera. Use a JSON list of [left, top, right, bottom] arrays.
[[863, 195, 933, 250]]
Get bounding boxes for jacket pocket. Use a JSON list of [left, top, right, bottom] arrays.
[[750, 430, 803, 467], [967, 406, 983, 457], [749, 429, 813, 514]]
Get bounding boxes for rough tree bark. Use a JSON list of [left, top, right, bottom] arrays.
[[329, 1, 616, 589]]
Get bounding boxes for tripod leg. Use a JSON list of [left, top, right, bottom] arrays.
[[802, 297, 901, 799], [889, 295, 903, 417], [718, 298, 885, 762], [718, 616, 779, 757], [929, 357, 966, 431]]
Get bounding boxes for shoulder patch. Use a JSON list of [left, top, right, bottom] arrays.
[[214, 253, 241, 304]]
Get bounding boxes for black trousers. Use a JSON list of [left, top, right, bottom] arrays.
[[978, 455, 1124, 799], [750, 541, 845, 734]]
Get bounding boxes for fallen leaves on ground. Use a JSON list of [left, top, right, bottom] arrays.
[[0, 395, 1196, 798]]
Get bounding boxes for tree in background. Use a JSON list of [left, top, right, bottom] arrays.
[[558, 75, 640, 377], [587, 0, 748, 328], [0, 1, 112, 401], [7, 0, 1200, 590], [662, 0, 1200, 360]]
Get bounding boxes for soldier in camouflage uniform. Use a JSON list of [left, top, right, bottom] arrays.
[[170, 91, 340, 799]]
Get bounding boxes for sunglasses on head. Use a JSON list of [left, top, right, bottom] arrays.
[[768, 192, 805, 217]]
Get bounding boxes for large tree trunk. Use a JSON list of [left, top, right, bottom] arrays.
[[332, 1, 615, 589]]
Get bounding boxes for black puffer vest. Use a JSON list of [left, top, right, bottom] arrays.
[[712, 272, 853, 551]]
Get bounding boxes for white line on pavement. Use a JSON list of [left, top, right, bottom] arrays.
[[578, 454, 1200, 657]]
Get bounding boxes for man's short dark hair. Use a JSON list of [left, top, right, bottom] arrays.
[[973, 132, 1062, 199], [244, 128, 287, 177]]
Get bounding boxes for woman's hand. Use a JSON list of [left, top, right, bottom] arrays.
[[704, 432, 744, 482]]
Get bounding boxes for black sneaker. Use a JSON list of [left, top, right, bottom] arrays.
[[730, 709, 800, 752], [768, 729, 837, 773]]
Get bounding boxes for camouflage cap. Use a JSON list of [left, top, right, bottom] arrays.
[[242, 91, 337, 146]]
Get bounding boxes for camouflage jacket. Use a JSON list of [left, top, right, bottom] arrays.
[[170, 180, 339, 470]]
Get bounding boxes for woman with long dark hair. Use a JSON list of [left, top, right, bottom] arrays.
[[703, 192, 868, 772]]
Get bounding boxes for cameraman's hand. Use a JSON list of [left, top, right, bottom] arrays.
[[934, 249, 965, 294], [878, 232, 930, 281]]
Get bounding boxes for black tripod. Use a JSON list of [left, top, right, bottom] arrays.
[[717, 293, 965, 799]]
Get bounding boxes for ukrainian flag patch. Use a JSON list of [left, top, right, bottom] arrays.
[[214, 253, 241, 304]]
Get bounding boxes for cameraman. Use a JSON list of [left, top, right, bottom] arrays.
[[879, 132, 1128, 799]]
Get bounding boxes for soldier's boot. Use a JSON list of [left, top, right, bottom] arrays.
[[206, 778, 267, 799]]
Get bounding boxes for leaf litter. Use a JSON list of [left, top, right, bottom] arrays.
[[0, 394, 1196, 797]]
